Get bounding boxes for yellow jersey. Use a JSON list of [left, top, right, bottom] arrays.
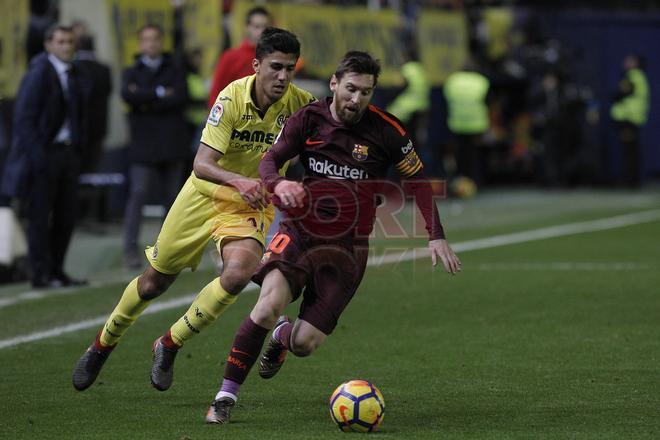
[[193, 75, 315, 198]]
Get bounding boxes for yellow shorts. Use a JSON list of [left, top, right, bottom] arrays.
[[145, 176, 274, 275]]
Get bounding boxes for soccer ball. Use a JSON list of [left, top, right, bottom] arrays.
[[450, 175, 477, 199], [329, 380, 385, 433]]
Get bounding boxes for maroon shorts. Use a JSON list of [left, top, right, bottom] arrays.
[[252, 221, 369, 335]]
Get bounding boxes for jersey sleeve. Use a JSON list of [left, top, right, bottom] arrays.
[[260, 109, 307, 192], [404, 176, 445, 240], [371, 106, 423, 177], [368, 106, 443, 239], [199, 85, 239, 154]]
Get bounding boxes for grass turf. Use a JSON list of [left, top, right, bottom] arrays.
[[0, 192, 658, 439]]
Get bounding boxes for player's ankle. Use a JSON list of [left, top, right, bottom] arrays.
[[215, 390, 238, 403], [94, 331, 115, 351], [161, 330, 181, 350]]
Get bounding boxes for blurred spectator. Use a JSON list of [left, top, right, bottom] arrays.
[[443, 58, 491, 186], [26, 0, 57, 61], [610, 53, 650, 188], [529, 71, 563, 185], [121, 24, 188, 269], [183, 49, 209, 155], [207, 6, 272, 108], [1, 24, 91, 288], [386, 44, 431, 147], [70, 19, 90, 48], [74, 34, 112, 173], [529, 70, 592, 186]]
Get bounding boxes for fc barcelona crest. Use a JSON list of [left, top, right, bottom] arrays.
[[352, 144, 369, 161]]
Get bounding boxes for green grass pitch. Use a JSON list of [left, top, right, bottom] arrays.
[[0, 190, 658, 439]]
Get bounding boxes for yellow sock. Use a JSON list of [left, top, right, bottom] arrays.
[[99, 277, 151, 347], [169, 278, 238, 346]]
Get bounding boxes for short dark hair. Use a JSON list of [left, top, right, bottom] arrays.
[[335, 51, 381, 86], [246, 6, 271, 25], [44, 24, 73, 42], [255, 27, 300, 61], [77, 34, 95, 51], [138, 23, 164, 37], [628, 53, 646, 70]]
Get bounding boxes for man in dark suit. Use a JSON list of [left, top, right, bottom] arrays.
[[0, 24, 91, 288], [121, 24, 188, 269], [74, 34, 112, 173]]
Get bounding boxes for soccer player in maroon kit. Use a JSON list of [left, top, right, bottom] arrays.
[[205, 51, 461, 424]]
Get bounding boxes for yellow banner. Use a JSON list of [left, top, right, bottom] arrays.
[[231, 2, 404, 86], [0, 0, 29, 97], [417, 11, 468, 85], [182, 0, 222, 79], [483, 7, 514, 61], [107, 0, 174, 68]]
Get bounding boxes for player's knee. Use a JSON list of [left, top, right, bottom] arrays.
[[250, 300, 282, 328], [290, 337, 321, 357], [138, 272, 173, 300], [250, 306, 278, 328], [219, 268, 251, 295]]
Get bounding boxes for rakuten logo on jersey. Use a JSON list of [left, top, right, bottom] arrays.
[[308, 157, 368, 180]]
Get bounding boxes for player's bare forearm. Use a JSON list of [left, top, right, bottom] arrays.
[[193, 143, 267, 209]]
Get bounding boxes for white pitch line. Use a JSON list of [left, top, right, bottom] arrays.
[[369, 208, 660, 265], [1, 208, 660, 350], [0, 283, 105, 309], [450, 208, 660, 254], [0, 293, 196, 349], [473, 262, 652, 271]]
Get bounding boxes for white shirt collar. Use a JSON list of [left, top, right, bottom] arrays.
[[141, 55, 163, 70], [48, 53, 71, 75]]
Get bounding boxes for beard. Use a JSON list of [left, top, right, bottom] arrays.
[[337, 103, 364, 125]]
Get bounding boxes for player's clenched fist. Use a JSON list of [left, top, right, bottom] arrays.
[[274, 180, 305, 208], [231, 177, 268, 209]]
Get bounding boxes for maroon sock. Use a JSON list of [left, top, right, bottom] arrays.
[[223, 316, 269, 385], [161, 330, 180, 349], [276, 322, 294, 351], [94, 330, 115, 351]]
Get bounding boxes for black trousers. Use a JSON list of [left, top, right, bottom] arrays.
[[455, 133, 484, 185], [26, 145, 81, 283], [616, 121, 641, 188]]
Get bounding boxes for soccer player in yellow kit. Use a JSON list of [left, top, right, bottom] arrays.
[[72, 27, 315, 391]]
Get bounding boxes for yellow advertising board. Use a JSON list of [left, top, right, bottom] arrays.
[[182, 0, 223, 79], [107, 0, 174, 67], [231, 2, 404, 86], [0, 0, 29, 97], [417, 10, 469, 85]]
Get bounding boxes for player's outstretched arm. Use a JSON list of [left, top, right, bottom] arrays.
[[429, 239, 461, 274], [193, 143, 268, 209], [403, 176, 460, 274]]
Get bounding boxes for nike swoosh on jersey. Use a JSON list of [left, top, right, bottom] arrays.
[[305, 137, 324, 145]]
